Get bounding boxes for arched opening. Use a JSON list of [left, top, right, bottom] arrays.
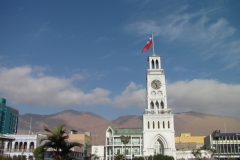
[[163, 121, 165, 129], [153, 121, 155, 129], [156, 60, 159, 69], [151, 60, 155, 69], [7, 142, 12, 151], [158, 121, 160, 129], [148, 121, 150, 129], [168, 121, 170, 128], [19, 142, 23, 151], [23, 142, 27, 151], [14, 142, 18, 151], [161, 101, 164, 109], [150, 101, 154, 109], [155, 101, 159, 109], [154, 139, 164, 155], [29, 142, 34, 151]]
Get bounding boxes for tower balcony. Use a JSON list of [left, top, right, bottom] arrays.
[[144, 109, 171, 115]]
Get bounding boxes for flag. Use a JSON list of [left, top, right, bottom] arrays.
[[142, 35, 153, 52]]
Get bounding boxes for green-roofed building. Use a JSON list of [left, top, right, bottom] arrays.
[[106, 126, 143, 160], [0, 98, 19, 134]]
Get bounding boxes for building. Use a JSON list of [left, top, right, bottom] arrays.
[[105, 53, 176, 159], [175, 133, 206, 150], [204, 131, 240, 159], [0, 98, 19, 134], [3, 133, 46, 159], [175, 133, 211, 160], [0, 134, 15, 155], [2, 131, 92, 160], [45, 130, 92, 160], [68, 130, 92, 159], [92, 145, 104, 160], [105, 126, 143, 160], [142, 54, 176, 158]]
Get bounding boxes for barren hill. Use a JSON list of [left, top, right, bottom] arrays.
[[18, 110, 240, 145]]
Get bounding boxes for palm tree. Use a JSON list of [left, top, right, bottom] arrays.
[[40, 124, 83, 160]]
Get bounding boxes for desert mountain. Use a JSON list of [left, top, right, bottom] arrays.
[[18, 110, 240, 145]]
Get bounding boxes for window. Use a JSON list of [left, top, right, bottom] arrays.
[[161, 101, 164, 109], [154, 139, 164, 155], [158, 121, 160, 129], [155, 101, 159, 109], [168, 121, 170, 128], [150, 101, 154, 109], [153, 121, 155, 129], [163, 121, 165, 129], [156, 60, 159, 69], [148, 121, 150, 129], [151, 60, 155, 69]]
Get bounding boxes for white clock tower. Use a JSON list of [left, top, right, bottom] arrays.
[[142, 53, 176, 158]]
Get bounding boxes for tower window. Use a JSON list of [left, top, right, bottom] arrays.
[[156, 60, 159, 69], [148, 121, 150, 129], [150, 101, 154, 109], [161, 101, 164, 109], [153, 121, 155, 129], [151, 60, 155, 69], [168, 121, 170, 128], [155, 101, 159, 109], [158, 121, 160, 129], [163, 121, 165, 129]]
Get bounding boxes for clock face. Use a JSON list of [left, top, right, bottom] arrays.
[[151, 80, 161, 90]]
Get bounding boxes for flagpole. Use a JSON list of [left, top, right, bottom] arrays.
[[152, 34, 155, 55]]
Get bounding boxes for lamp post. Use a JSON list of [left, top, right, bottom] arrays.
[[213, 130, 221, 160], [120, 135, 131, 160]]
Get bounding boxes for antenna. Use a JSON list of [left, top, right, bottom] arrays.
[[29, 117, 32, 134], [224, 122, 226, 133]]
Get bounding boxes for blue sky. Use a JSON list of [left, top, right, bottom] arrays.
[[0, 0, 240, 120]]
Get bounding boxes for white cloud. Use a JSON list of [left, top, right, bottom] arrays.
[[114, 82, 145, 108], [125, 6, 240, 70], [1, 65, 239, 117], [0, 66, 112, 106], [167, 79, 240, 117]]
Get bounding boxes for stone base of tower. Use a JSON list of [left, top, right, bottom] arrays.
[[142, 125, 176, 159]]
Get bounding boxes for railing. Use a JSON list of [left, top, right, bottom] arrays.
[[144, 109, 171, 115], [111, 152, 141, 156], [4, 149, 34, 152], [107, 142, 141, 145]]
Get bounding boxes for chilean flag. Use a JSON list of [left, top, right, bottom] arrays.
[[142, 35, 153, 52]]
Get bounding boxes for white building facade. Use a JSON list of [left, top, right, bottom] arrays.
[[204, 132, 240, 158], [105, 126, 143, 160], [142, 54, 176, 158], [3, 134, 46, 159], [91, 145, 104, 160]]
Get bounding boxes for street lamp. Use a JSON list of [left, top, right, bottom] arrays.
[[213, 130, 221, 160], [120, 135, 131, 160]]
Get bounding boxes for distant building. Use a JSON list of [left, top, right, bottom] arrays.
[[92, 145, 104, 160], [2, 130, 92, 160], [0, 98, 19, 134], [68, 130, 92, 159], [105, 126, 143, 160], [3, 133, 46, 159], [175, 133, 206, 150], [204, 132, 240, 159]]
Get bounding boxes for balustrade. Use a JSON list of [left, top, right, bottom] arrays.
[[144, 109, 171, 114]]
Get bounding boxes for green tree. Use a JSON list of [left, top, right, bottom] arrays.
[[114, 154, 125, 160], [192, 149, 202, 159], [33, 146, 44, 160], [132, 154, 174, 160], [39, 124, 83, 160]]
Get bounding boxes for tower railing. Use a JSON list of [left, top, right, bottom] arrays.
[[144, 109, 171, 115]]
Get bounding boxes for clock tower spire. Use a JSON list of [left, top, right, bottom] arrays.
[[142, 53, 176, 158]]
